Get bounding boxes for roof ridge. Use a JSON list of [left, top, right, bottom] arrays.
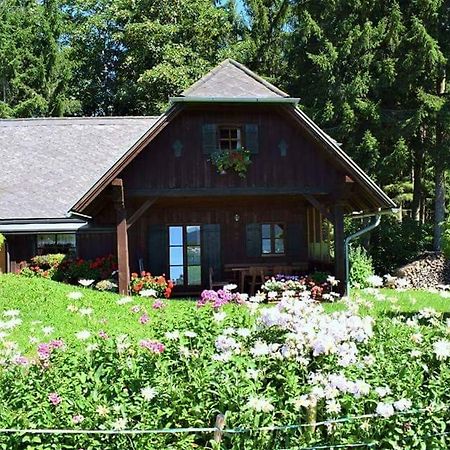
[[181, 59, 290, 98]]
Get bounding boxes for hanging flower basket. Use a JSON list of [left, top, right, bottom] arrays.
[[210, 147, 251, 178]]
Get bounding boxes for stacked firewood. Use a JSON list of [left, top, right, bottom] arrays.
[[396, 252, 450, 289]]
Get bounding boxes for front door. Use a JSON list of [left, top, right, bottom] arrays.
[[168, 225, 201, 287]]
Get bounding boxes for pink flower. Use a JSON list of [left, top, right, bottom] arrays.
[[139, 340, 165, 354], [37, 343, 52, 360], [12, 355, 30, 366], [131, 306, 141, 313], [72, 414, 84, 424], [98, 330, 109, 339], [48, 392, 62, 406], [49, 339, 64, 350], [139, 314, 149, 324], [152, 300, 165, 310]]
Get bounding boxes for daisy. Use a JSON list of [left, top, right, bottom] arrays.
[[140, 386, 157, 401], [75, 330, 91, 340], [67, 292, 83, 300]]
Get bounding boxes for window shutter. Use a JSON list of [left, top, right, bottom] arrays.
[[202, 123, 217, 154], [148, 224, 168, 277], [286, 223, 303, 258], [246, 223, 262, 257], [201, 224, 221, 285], [245, 123, 259, 154]]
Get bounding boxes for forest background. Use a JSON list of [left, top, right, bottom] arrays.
[[1, 0, 449, 274]]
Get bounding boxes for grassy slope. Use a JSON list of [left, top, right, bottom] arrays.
[[0, 274, 196, 351], [1, 274, 450, 351]]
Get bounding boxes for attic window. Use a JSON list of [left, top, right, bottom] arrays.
[[219, 127, 242, 150]]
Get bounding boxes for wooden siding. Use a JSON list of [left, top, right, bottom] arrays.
[[119, 105, 344, 196], [126, 196, 308, 276], [0, 241, 6, 273], [76, 231, 116, 261], [6, 234, 36, 268]]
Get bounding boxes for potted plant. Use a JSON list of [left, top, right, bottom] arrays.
[[210, 147, 251, 178]]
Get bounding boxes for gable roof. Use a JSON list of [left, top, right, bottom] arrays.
[[0, 116, 158, 220], [171, 59, 298, 103]]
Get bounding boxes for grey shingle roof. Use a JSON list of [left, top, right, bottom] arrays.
[[0, 116, 158, 220], [181, 59, 290, 98]]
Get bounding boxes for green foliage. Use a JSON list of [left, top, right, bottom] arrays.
[[370, 216, 432, 274], [0, 233, 4, 251], [349, 245, 374, 288], [210, 147, 251, 178], [441, 217, 450, 260]]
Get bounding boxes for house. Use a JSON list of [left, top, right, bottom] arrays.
[[0, 59, 395, 293]]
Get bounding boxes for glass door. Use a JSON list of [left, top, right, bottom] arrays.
[[168, 225, 201, 286]]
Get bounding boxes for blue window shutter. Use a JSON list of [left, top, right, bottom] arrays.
[[246, 223, 262, 257], [245, 123, 259, 154], [202, 123, 217, 154], [148, 224, 168, 277], [201, 224, 221, 285]]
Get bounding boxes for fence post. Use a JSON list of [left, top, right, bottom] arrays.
[[214, 413, 226, 445]]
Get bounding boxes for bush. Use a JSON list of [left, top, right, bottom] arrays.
[[19, 254, 117, 284], [130, 272, 174, 298], [349, 245, 374, 288], [442, 218, 450, 260], [0, 233, 4, 250], [370, 216, 432, 274]]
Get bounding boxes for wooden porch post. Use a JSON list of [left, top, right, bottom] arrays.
[[112, 178, 130, 295], [333, 204, 346, 290]]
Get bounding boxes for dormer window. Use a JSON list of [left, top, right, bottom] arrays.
[[219, 127, 242, 150]]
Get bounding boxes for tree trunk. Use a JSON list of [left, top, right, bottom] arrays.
[[411, 144, 423, 222], [433, 166, 445, 251]]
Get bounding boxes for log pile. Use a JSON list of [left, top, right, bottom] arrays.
[[396, 252, 450, 289]]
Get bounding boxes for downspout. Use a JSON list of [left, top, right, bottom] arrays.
[[344, 215, 381, 296]]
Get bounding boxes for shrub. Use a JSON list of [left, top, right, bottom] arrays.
[[370, 216, 432, 274], [130, 272, 174, 298], [442, 217, 450, 259], [349, 245, 374, 288], [0, 233, 4, 250]]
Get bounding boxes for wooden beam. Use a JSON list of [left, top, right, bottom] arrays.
[[303, 194, 334, 222], [333, 203, 346, 291], [112, 178, 130, 295], [127, 198, 157, 230]]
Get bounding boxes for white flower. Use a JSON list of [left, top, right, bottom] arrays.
[[293, 394, 316, 410], [433, 339, 450, 360], [86, 343, 99, 352], [67, 292, 83, 300], [246, 368, 259, 380], [363, 354, 376, 366], [213, 312, 227, 322], [117, 297, 133, 305], [67, 304, 78, 312], [237, 328, 251, 338], [164, 330, 180, 340], [96, 405, 109, 417], [223, 284, 237, 291], [393, 398, 412, 412], [140, 386, 157, 401], [42, 326, 54, 335], [327, 276, 339, 286], [325, 399, 341, 414], [250, 340, 270, 357], [79, 307, 93, 316], [184, 331, 197, 338], [112, 417, 128, 430], [78, 279, 94, 287], [410, 350, 422, 358], [139, 289, 157, 298], [411, 333, 423, 343], [3, 310, 20, 317], [375, 386, 392, 398], [246, 396, 274, 413], [376, 402, 394, 418], [366, 275, 383, 288], [75, 330, 91, 340]]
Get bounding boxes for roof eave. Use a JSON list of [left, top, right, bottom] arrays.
[[170, 96, 300, 105]]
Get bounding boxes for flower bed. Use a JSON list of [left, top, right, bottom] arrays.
[[130, 272, 173, 298], [0, 280, 449, 449]]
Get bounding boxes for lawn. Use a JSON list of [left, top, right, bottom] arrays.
[[0, 274, 449, 449], [1, 274, 450, 353]]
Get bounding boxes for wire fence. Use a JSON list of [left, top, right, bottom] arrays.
[[0, 404, 448, 450]]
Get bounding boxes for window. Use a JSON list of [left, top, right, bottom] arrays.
[[261, 224, 285, 255], [219, 127, 242, 150], [169, 225, 202, 286], [307, 207, 333, 262], [37, 234, 76, 255]]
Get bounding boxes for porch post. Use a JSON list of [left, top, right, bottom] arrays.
[[112, 178, 130, 295], [333, 204, 346, 290]]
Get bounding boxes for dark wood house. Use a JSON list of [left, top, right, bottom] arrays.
[[0, 60, 395, 293]]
